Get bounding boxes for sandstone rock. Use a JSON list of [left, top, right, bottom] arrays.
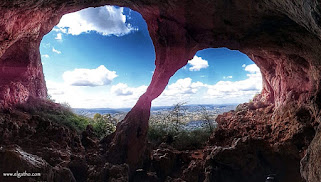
[[151, 144, 191, 180], [132, 169, 160, 182], [0, 145, 76, 182], [99, 163, 129, 182], [1, 0, 321, 180], [204, 137, 303, 182], [68, 157, 88, 182], [182, 160, 205, 182], [48, 166, 76, 182], [0, 145, 51, 182], [301, 124, 321, 182], [81, 125, 98, 149]]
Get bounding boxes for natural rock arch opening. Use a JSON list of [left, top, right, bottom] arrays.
[[40, 5, 156, 109], [152, 47, 262, 107], [1, 1, 321, 181]]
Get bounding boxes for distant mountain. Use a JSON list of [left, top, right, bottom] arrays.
[[72, 108, 130, 118]]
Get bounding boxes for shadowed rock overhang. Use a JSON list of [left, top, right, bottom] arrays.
[[0, 0, 321, 181]]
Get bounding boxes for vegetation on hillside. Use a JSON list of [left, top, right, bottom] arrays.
[[17, 98, 116, 139], [148, 103, 216, 150], [17, 99, 215, 149]]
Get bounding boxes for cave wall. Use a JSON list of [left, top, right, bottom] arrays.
[[1, 0, 321, 180]]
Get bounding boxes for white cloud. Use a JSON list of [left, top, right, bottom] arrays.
[[41, 54, 49, 58], [112, 84, 148, 97], [47, 80, 147, 108], [163, 78, 206, 96], [223, 75, 233, 79], [47, 64, 262, 108], [63, 65, 118, 86], [52, 47, 61, 54], [56, 6, 135, 36], [111, 83, 134, 96], [47, 81, 64, 95], [188, 56, 209, 71], [206, 64, 262, 101], [242, 64, 246, 68], [42, 43, 51, 49], [152, 78, 207, 106], [244, 64, 260, 73], [154, 64, 262, 106], [53, 27, 67, 33], [55, 33, 62, 40]]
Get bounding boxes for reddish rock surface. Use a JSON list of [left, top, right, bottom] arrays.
[[1, 0, 321, 181]]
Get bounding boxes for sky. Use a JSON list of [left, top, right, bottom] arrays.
[[40, 5, 262, 108]]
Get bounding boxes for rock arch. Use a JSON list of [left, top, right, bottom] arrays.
[[1, 1, 321, 180]]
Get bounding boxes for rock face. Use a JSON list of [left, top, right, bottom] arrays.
[[1, 0, 321, 181], [0, 99, 132, 182], [301, 124, 321, 181], [0, 145, 77, 182]]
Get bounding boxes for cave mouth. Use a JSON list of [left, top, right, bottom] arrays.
[[1, 1, 320, 181], [39, 4, 266, 152], [41, 7, 265, 150], [41, 6, 263, 112], [148, 47, 263, 149], [153, 47, 263, 107], [40, 5, 156, 109]]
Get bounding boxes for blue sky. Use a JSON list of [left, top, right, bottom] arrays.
[[40, 6, 262, 108]]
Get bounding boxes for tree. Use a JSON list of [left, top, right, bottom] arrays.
[[167, 102, 187, 131], [199, 105, 214, 133]]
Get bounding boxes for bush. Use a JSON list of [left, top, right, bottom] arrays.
[[148, 104, 214, 150], [148, 112, 212, 150], [91, 113, 116, 138], [148, 120, 212, 150], [174, 128, 212, 149]]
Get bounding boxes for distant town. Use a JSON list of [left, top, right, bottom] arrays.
[[73, 104, 237, 123]]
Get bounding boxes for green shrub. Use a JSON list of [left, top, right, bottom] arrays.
[[16, 98, 116, 138], [148, 120, 212, 150], [91, 113, 116, 138], [173, 128, 211, 149], [17, 98, 91, 132]]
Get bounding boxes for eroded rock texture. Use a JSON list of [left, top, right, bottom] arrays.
[[1, 0, 321, 181]]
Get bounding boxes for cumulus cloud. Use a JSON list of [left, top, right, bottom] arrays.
[[47, 64, 262, 108], [111, 83, 148, 97], [63, 65, 118, 86], [111, 83, 134, 96], [56, 6, 135, 36], [55, 33, 62, 40], [53, 27, 67, 33], [47, 79, 148, 108], [206, 64, 262, 100], [47, 81, 65, 96], [41, 54, 49, 58], [52, 47, 61, 54], [188, 56, 209, 71], [244, 64, 260, 73], [163, 78, 206, 96], [154, 64, 262, 106]]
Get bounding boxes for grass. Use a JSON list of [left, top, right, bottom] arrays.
[[16, 98, 116, 139]]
